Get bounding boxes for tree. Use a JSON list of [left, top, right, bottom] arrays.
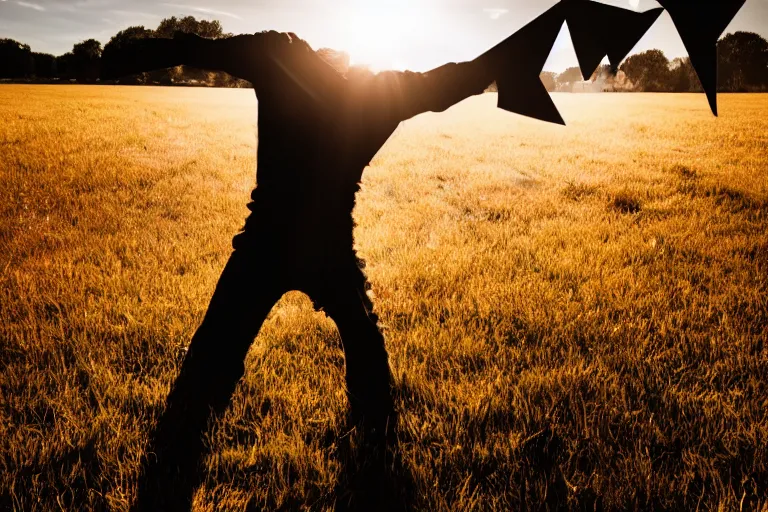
[[71, 39, 102, 82], [540, 71, 557, 92], [587, 64, 618, 92], [154, 16, 226, 39], [589, 64, 613, 82], [102, 26, 155, 83], [73, 39, 102, 59], [669, 57, 701, 92], [55, 52, 75, 80], [32, 52, 56, 78], [717, 31, 768, 92], [557, 66, 582, 90], [104, 26, 154, 51], [153, 16, 230, 85], [0, 38, 33, 78], [620, 49, 671, 91]]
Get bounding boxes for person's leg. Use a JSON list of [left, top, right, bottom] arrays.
[[307, 262, 394, 429], [134, 246, 285, 511]]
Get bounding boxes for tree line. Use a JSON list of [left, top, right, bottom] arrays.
[[0, 16, 250, 87], [1, 16, 767, 92], [536, 31, 767, 93]]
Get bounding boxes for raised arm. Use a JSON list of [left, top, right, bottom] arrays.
[[360, 57, 495, 124], [101, 31, 297, 86], [101, 31, 346, 105], [359, 6, 571, 127], [359, 30, 540, 125]]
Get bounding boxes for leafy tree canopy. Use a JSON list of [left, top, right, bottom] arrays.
[[105, 26, 154, 51], [718, 31, 768, 90], [0, 38, 33, 78], [620, 49, 670, 91], [73, 39, 102, 59], [154, 16, 227, 39], [557, 66, 583, 84], [540, 71, 557, 92]]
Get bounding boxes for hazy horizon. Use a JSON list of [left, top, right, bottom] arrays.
[[1, 0, 766, 73]]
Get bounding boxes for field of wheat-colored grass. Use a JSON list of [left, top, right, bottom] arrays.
[[1, 85, 767, 511]]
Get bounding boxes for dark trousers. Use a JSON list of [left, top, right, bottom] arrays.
[[133, 216, 394, 511]]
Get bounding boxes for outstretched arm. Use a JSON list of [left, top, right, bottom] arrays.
[[101, 32, 299, 86], [102, 31, 345, 103], [363, 42, 507, 123], [375, 61, 494, 121]]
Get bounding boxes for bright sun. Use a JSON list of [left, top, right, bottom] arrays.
[[334, 2, 430, 72]]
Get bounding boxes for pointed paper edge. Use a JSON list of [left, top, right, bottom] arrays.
[[494, 3, 567, 124], [658, 0, 747, 115]]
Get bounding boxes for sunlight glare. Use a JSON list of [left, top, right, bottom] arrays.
[[334, 1, 432, 72]]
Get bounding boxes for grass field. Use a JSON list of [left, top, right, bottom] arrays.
[[1, 85, 767, 511]]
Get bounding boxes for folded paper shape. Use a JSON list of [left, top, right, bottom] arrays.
[[656, 0, 747, 115], [565, 1, 664, 79], [492, 3, 567, 125], [484, 0, 741, 121]]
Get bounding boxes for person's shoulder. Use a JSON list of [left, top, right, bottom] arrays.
[[247, 31, 313, 53], [245, 31, 346, 91], [250, 31, 335, 74]]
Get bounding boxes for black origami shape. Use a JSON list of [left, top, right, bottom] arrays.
[[489, 0, 665, 125], [492, 2, 567, 125], [657, 0, 747, 115], [565, 1, 664, 79]]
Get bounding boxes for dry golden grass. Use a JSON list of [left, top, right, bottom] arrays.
[[1, 85, 767, 511]]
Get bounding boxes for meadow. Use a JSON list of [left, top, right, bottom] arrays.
[[1, 85, 767, 511]]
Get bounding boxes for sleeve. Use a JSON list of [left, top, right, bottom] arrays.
[[364, 58, 495, 123], [101, 31, 294, 89], [186, 32, 345, 101], [180, 32, 276, 87]]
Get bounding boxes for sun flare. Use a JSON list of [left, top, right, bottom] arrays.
[[333, 2, 431, 72]]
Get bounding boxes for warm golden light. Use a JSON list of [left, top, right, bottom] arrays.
[[333, 1, 432, 72]]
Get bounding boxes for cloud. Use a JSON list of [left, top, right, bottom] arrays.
[[74, 0, 118, 7], [110, 9, 157, 19], [160, 3, 242, 19], [17, 1, 45, 10], [483, 8, 509, 20]]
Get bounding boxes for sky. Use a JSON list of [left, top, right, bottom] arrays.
[[1, 0, 767, 73]]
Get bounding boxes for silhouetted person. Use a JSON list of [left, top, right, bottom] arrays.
[[99, 0, 738, 505], [102, 30, 512, 510]]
